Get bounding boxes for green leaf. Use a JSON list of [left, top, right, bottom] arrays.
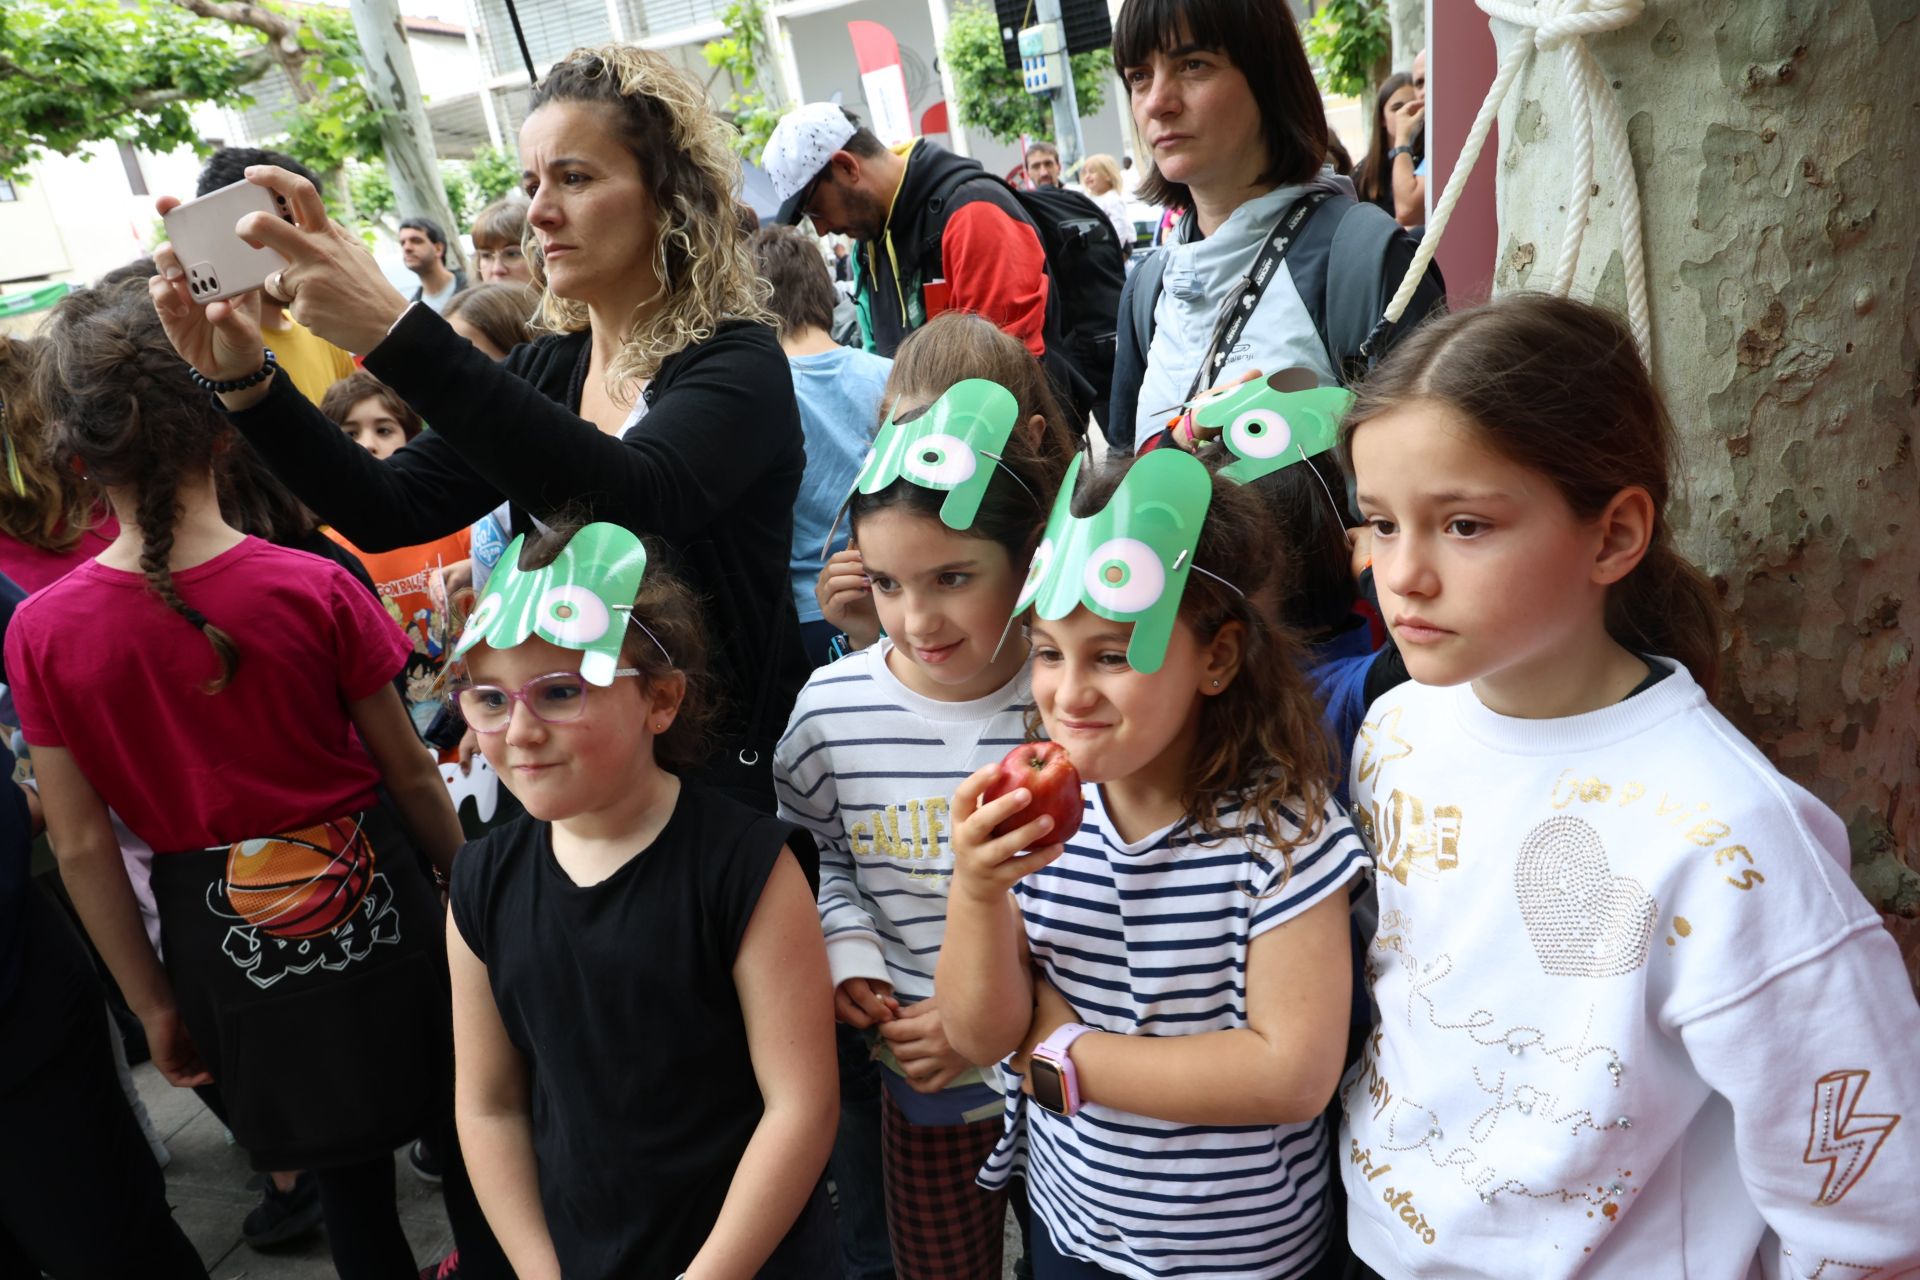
[[940, 1, 1109, 148], [1303, 0, 1391, 99]]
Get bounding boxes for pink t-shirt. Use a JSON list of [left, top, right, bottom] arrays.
[[5, 537, 409, 851], [0, 515, 120, 594]]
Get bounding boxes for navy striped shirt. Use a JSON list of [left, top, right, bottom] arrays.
[[980, 785, 1370, 1279]]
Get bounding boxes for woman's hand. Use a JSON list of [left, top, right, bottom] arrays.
[[949, 765, 1066, 906], [1346, 525, 1373, 580], [226, 165, 412, 356], [1171, 368, 1263, 451], [878, 994, 975, 1092], [834, 976, 899, 1029], [1392, 100, 1426, 148], [148, 224, 267, 389], [816, 548, 879, 650]]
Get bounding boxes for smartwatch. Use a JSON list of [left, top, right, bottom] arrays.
[[1387, 145, 1414, 162], [1029, 1023, 1093, 1116]]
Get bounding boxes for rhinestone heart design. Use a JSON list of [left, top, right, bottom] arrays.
[[1514, 815, 1656, 978]]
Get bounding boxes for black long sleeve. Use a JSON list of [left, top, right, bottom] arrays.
[[225, 370, 501, 553], [223, 306, 813, 809], [362, 305, 802, 545]]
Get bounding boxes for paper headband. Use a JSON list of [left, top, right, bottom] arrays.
[[826, 378, 1022, 554], [1180, 368, 1352, 485], [1014, 449, 1214, 675], [452, 521, 658, 685]]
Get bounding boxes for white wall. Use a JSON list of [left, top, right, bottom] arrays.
[[410, 29, 485, 102], [0, 139, 209, 288]]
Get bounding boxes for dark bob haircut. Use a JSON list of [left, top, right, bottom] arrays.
[[1113, 0, 1329, 210]]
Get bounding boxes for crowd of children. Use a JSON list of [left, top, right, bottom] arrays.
[[3, 6, 1919, 1280]]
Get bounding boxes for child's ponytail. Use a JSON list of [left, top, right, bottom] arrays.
[[37, 281, 241, 691], [1609, 541, 1721, 698], [1342, 292, 1724, 692]]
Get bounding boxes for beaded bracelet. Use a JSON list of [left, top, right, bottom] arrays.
[[187, 349, 278, 394]]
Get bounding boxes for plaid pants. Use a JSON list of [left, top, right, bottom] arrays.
[[880, 1085, 1008, 1280]]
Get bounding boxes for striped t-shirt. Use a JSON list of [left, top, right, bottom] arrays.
[[773, 639, 1032, 1002], [980, 784, 1370, 1280]]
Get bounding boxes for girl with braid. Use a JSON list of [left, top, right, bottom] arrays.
[[4, 281, 480, 1279]]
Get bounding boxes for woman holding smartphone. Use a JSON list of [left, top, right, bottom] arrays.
[[148, 44, 809, 811]]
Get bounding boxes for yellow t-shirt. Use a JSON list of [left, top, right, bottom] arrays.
[[262, 313, 356, 405]]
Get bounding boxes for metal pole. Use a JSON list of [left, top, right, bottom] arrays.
[[500, 0, 538, 85], [1033, 0, 1084, 172]]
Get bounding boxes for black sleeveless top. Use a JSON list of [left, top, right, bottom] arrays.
[[450, 783, 814, 1277]]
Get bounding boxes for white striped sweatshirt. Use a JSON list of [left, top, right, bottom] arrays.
[[773, 639, 1033, 1000]]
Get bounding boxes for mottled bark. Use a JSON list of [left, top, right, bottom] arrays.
[[348, 0, 465, 271], [1390, 0, 1425, 70], [1488, 1, 1920, 983]]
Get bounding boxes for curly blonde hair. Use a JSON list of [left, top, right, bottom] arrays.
[[526, 45, 772, 389]]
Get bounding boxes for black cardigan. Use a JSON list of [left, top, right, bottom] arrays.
[[225, 303, 811, 807]]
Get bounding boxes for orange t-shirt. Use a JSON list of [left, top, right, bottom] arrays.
[[325, 528, 472, 713]]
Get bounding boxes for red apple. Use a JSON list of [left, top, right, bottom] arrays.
[[984, 741, 1084, 845]]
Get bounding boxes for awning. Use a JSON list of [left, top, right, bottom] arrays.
[[0, 282, 71, 319]]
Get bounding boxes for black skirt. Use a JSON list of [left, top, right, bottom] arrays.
[[149, 801, 450, 1170]]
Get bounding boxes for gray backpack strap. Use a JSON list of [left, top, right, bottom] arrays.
[[1130, 249, 1167, 357], [1323, 201, 1404, 376]]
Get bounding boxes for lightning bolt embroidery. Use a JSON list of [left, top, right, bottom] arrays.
[[1803, 1069, 1901, 1207]]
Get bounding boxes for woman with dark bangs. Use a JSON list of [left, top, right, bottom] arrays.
[[1108, 0, 1446, 451]]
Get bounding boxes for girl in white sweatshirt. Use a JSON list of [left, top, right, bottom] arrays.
[[1337, 292, 1920, 1277]]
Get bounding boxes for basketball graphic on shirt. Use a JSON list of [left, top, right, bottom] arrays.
[[218, 819, 376, 940]]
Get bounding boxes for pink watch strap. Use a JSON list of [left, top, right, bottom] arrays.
[[1038, 1022, 1093, 1059], [1035, 1022, 1094, 1115]]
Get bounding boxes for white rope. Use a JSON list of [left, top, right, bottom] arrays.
[[1380, 0, 1651, 368]]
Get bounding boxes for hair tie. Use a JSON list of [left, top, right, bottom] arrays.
[[182, 607, 210, 631]]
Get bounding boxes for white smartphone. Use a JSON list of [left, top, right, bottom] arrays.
[[161, 180, 295, 304]]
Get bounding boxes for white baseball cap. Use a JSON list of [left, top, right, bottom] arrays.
[[764, 103, 859, 225]]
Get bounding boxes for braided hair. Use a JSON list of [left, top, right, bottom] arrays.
[[36, 281, 240, 691]]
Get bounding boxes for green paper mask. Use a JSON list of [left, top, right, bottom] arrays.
[[452, 521, 648, 685], [1187, 369, 1352, 484], [1015, 450, 1213, 675], [851, 378, 1020, 532]]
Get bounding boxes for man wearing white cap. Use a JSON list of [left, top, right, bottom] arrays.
[[763, 104, 1091, 416]]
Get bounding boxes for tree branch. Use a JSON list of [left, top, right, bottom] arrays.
[[163, 0, 302, 53], [164, 0, 294, 37], [125, 44, 278, 111]]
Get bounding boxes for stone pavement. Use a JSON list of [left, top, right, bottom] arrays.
[[134, 1061, 453, 1279], [138, 1058, 1023, 1278]]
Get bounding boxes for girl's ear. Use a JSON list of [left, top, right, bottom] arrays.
[[644, 669, 688, 733], [1199, 619, 1246, 695], [1592, 486, 1656, 586], [1025, 412, 1046, 451]]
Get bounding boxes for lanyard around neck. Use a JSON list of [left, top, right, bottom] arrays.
[[1184, 189, 1335, 405]]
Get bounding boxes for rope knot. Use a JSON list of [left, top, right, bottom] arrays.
[[1379, 0, 1652, 372]]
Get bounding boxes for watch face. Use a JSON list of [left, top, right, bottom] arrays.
[[1030, 1059, 1068, 1115]]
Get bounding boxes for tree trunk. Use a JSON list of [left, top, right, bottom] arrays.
[[1488, 1, 1920, 985], [1389, 0, 1424, 70], [348, 0, 464, 271]]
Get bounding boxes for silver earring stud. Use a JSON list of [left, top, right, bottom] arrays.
[[1211, 679, 1221, 688]]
